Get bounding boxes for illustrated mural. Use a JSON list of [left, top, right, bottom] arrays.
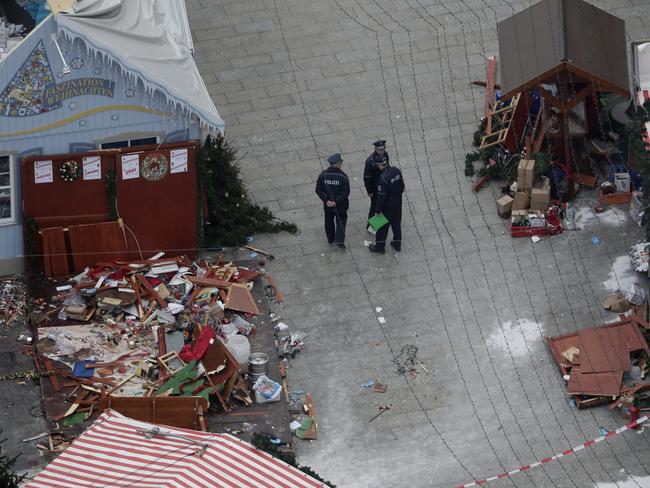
[[0, 40, 115, 117], [0, 40, 57, 116]]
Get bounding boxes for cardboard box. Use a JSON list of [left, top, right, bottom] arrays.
[[530, 184, 550, 211], [496, 195, 514, 217], [517, 159, 535, 190], [512, 190, 530, 211], [614, 172, 630, 193]]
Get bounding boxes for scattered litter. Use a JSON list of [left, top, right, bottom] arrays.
[[531, 235, 541, 243], [598, 426, 609, 436], [377, 317, 386, 324], [360, 380, 375, 388], [372, 383, 387, 393], [591, 236, 601, 245], [629, 242, 650, 272], [363, 240, 372, 247], [368, 404, 392, 423], [249, 252, 258, 258], [289, 420, 302, 432], [392, 345, 420, 376], [627, 284, 646, 306], [375, 307, 382, 313]]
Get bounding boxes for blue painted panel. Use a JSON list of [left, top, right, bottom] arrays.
[[0, 224, 23, 258]]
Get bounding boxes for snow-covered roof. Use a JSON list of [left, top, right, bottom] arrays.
[[55, 0, 223, 133]]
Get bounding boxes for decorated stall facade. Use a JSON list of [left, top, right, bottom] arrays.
[[0, 1, 224, 275]]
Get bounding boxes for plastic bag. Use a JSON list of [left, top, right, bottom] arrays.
[[230, 314, 254, 336], [252, 375, 281, 403]]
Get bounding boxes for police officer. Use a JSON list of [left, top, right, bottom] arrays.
[[363, 140, 390, 227], [369, 157, 404, 254], [315, 153, 350, 249]]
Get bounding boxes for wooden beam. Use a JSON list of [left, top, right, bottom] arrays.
[[500, 64, 565, 100], [566, 83, 593, 112], [539, 86, 564, 112], [485, 56, 497, 124], [563, 62, 629, 98]]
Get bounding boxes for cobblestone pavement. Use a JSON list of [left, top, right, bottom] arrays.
[[189, 0, 650, 486]]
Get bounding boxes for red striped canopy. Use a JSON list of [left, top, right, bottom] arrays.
[[26, 410, 327, 488], [638, 89, 650, 149]]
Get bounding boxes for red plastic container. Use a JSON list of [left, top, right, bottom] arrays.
[[510, 224, 548, 238]]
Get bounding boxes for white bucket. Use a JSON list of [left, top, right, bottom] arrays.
[[226, 334, 251, 369]]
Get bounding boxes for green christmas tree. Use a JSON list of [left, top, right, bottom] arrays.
[[0, 439, 25, 488], [197, 135, 298, 247]]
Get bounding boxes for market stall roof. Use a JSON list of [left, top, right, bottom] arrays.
[[497, 0, 629, 98], [26, 410, 328, 488], [53, 0, 223, 133]]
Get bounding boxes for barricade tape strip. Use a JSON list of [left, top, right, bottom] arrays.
[[455, 416, 648, 487]]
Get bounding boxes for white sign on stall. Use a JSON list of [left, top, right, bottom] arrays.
[[170, 148, 188, 174], [83, 156, 101, 180], [121, 154, 140, 180], [34, 160, 53, 184]]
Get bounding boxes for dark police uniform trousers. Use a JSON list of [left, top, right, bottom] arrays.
[[374, 167, 404, 250], [315, 167, 350, 245], [363, 151, 390, 221]]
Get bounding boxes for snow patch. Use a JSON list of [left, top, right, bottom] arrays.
[[486, 318, 542, 358], [595, 475, 650, 487], [575, 206, 627, 228], [603, 256, 637, 293]]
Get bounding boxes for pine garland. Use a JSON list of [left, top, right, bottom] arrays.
[[105, 170, 117, 221], [24, 216, 39, 268], [0, 438, 25, 488], [197, 136, 298, 247], [250, 433, 336, 487], [626, 100, 650, 239]]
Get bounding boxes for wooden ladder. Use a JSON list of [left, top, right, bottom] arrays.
[[480, 93, 521, 150]]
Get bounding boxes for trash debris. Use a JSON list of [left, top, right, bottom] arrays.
[[531, 235, 541, 243], [368, 404, 392, 423], [627, 284, 646, 306], [360, 380, 375, 388], [591, 236, 601, 245], [0, 277, 26, 328]]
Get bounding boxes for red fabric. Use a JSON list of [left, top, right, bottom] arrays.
[[179, 326, 215, 362]]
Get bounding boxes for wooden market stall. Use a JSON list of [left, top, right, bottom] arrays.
[[492, 0, 630, 198]]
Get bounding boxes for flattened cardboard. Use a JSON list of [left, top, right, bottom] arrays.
[[225, 283, 261, 315]]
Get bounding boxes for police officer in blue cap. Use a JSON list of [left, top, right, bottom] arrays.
[[363, 140, 390, 229], [369, 157, 404, 254], [315, 153, 350, 249]]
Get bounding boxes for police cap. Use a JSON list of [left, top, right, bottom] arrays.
[[327, 153, 343, 165]]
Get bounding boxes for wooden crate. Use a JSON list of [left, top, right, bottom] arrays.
[[598, 188, 632, 204]]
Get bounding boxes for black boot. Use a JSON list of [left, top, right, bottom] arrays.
[[390, 241, 401, 252], [369, 244, 385, 254]]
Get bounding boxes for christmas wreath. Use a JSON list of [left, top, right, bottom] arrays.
[[60, 160, 79, 182], [141, 152, 169, 181]]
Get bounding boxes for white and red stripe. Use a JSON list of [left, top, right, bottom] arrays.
[[455, 415, 648, 488], [637, 89, 650, 150], [26, 410, 327, 488]]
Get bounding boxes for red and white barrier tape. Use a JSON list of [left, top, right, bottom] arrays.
[[455, 415, 648, 487]]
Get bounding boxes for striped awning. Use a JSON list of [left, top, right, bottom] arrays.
[[26, 410, 327, 488], [637, 89, 650, 150]]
